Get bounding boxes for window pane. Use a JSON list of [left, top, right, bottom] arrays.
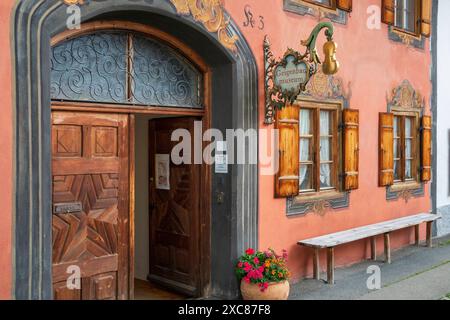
[[394, 138, 400, 159], [320, 164, 332, 189], [320, 110, 332, 135], [405, 139, 412, 158], [405, 117, 412, 137], [395, 0, 416, 33], [300, 109, 312, 135], [300, 165, 313, 191], [320, 137, 332, 161], [394, 116, 400, 137], [300, 138, 311, 162], [405, 160, 413, 179], [394, 160, 401, 181]]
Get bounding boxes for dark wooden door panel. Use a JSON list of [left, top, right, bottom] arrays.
[[51, 111, 129, 300], [148, 118, 200, 296]]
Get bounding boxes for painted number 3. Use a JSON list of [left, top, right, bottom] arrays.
[[243, 5, 265, 30]]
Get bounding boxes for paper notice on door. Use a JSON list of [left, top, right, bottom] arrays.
[[215, 154, 228, 174], [155, 154, 170, 190]]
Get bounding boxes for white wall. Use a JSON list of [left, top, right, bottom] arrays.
[[134, 115, 151, 280], [437, 0, 450, 235]]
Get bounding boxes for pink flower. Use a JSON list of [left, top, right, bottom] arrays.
[[248, 269, 263, 280], [246, 248, 255, 255], [253, 257, 260, 265], [238, 262, 243, 268], [244, 277, 251, 284], [258, 266, 265, 273], [243, 262, 252, 272]]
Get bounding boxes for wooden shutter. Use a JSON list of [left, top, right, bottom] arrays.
[[421, 115, 432, 182], [275, 104, 300, 198], [343, 109, 359, 190], [420, 0, 432, 37], [336, 0, 352, 12], [379, 113, 394, 187], [381, 0, 395, 25]]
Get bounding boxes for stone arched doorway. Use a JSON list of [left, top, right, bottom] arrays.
[[12, 0, 258, 300]]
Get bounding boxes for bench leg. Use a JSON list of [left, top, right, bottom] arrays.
[[313, 248, 320, 280], [327, 247, 335, 285], [426, 222, 433, 248], [384, 233, 391, 264], [415, 225, 420, 246], [371, 237, 377, 261]]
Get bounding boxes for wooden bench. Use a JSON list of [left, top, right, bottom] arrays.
[[297, 213, 441, 284]]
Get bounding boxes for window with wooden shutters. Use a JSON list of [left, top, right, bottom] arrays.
[[379, 112, 431, 189], [379, 112, 421, 187], [381, 0, 432, 38], [297, 103, 339, 195], [279, 100, 359, 200], [381, 81, 430, 201]]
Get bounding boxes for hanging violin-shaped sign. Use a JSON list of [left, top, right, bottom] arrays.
[[264, 22, 340, 124]]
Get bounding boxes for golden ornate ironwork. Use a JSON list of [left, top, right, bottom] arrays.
[[264, 22, 339, 124], [169, 0, 238, 52]]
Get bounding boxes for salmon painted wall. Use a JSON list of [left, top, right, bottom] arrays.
[[224, 0, 432, 281], [0, 0, 14, 299]]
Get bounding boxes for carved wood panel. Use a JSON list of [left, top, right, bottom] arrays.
[[51, 111, 129, 300]]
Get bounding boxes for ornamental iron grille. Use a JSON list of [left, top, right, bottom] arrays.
[[51, 31, 203, 108]]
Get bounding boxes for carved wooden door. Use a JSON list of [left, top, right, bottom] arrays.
[[51, 111, 129, 300], [148, 118, 201, 296]]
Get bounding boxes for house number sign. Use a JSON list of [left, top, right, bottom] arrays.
[[264, 22, 340, 124]]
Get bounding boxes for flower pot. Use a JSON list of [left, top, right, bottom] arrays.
[[240, 280, 290, 300]]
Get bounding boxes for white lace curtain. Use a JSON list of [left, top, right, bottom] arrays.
[[300, 109, 311, 190], [320, 111, 332, 188], [299, 109, 333, 190]]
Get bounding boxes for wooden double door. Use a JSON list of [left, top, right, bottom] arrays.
[[51, 111, 202, 300]]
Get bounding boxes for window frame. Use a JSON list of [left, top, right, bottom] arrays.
[[301, 0, 337, 12], [298, 99, 342, 199], [392, 0, 422, 38], [391, 109, 421, 190]]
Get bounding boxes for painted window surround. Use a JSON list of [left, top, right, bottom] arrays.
[[386, 80, 426, 202], [283, 0, 349, 25]]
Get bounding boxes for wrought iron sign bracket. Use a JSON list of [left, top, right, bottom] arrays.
[[264, 22, 339, 124]]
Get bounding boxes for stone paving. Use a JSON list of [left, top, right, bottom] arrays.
[[289, 234, 450, 300]]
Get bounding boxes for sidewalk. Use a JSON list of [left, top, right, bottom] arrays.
[[289, 235, 450, 300]]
